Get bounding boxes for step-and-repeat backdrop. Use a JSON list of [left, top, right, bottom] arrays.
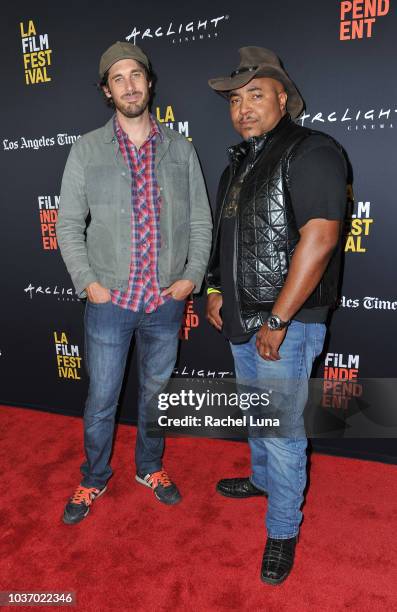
[[2, 1, 396, 462]]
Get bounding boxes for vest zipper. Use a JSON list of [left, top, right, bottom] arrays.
[[234, 159, 254, 331]]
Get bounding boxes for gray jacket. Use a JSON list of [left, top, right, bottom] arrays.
[[56, 117, 212, 297]]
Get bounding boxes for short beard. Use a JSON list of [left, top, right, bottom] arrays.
[[114, 92, 150, 119]]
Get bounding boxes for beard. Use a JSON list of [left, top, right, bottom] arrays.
[[114, 89, 150, 119]]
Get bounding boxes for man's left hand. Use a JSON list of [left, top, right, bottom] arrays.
[[256, 324, 287, 361], [161, 280, 195, 301]]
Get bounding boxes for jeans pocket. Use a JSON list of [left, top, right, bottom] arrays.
[[314, 324, 327, 357]]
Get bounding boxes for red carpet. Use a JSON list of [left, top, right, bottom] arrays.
[[0, 405, 397, 611]]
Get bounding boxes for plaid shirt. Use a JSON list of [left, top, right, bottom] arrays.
[[111, 115, 165, 312]]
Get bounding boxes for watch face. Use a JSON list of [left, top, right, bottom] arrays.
[[268, 316, 279, 330]]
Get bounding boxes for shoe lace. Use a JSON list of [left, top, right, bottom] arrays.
[[70, 486, 99, 506], [147, 470, 172, 488], [264, 538, 295, 569]]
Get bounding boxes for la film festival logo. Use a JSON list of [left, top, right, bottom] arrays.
[[339, 0, 390, 39], [38, 195, 59, 250], [156, 105, 191, 140], [20, 19, 53, 85], [344, 198, 374, 253], [125, 14, 229, 46], [322, 352, 363, 410], [54, 332, 82, 380]]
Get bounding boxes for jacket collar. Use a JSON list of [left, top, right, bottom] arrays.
[[102, 113, 171, 169], [102, 114, 169, 145]]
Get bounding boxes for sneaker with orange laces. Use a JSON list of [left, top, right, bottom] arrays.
[[63, 484, 107, 525], [135, 470, 181, 505]]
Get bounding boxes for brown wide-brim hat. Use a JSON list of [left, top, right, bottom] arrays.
[[208, 46, 304, 119]]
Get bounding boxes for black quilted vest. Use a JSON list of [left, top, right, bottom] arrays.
[[207, 115, 344, 333]]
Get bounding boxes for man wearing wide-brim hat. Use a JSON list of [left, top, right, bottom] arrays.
[[206, 47, 347, 584]]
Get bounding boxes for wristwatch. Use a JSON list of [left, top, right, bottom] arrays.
[[266, 313, 290, 331]]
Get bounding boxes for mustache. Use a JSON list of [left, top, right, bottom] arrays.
[[238, 116, 256, 123]]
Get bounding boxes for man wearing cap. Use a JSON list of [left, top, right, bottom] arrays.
[[206, 47, 346, 584], [57, 42, 212, 524]]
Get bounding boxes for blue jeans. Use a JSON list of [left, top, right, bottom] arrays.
[[230, 321, 326, 539], [80, 298, 185, 489]]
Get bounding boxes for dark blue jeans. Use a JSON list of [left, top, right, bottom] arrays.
[[80, 298, 185, 489], [230, 321, 326, 539]]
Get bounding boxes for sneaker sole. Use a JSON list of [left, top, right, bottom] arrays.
[[62, 485, 108, 525], [135, 475, 181, 505]]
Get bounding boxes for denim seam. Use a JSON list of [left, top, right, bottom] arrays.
[[83, 303, 90, 376], [290, 323, 306, 534], [315, 323, 326, 358]]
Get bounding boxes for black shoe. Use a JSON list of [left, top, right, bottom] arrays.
[[63, 484, 107, 525], [261, 536, 297, 585], [136, 470, 181, 505], [216, 477, 267, 498]]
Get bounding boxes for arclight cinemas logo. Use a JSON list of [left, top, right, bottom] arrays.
[[125, 14, 229, 45], [173, 367, 234, 378], [24, 283, 79, 301], [298, 106, 396, 131]]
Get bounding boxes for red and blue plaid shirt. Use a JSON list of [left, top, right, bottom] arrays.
[[111, 115, 165, 313]]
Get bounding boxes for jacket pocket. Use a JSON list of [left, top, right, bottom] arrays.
[[159, 162, 189, 224], [86, 165, 118, 206]]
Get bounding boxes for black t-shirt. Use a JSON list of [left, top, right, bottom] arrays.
[[219, 134, 347, 344]]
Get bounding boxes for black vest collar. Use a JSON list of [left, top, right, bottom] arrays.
[[228, 113, 292, 167]]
